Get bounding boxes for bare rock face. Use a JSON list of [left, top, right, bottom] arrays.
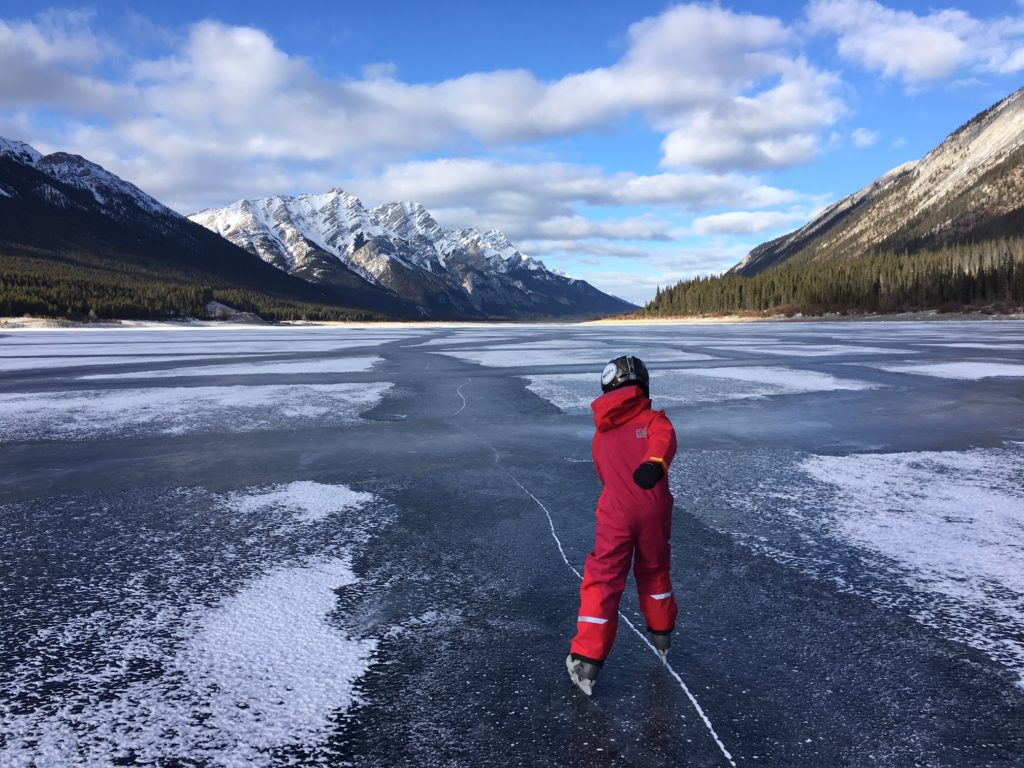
[[732, 87, 1024, 276]]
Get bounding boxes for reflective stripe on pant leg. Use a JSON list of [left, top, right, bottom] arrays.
[[634, 504, 678, 634], [570, 507, 634, 662]]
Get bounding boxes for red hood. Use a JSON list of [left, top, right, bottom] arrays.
[[591, 385, 651, 432]]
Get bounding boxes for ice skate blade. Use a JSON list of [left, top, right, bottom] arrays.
[[658, 649, 669, 665], [565, 655, 594, 696]]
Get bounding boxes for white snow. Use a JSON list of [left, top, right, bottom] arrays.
[[0, 339, 396, 357], [524, 366, 875, 413], [0, 560, 374, 766], [0, 383, 391, 442], [79, 356, 382, 379], [228, 481, 376, 523], [877, 361, 1024, 379], [707, 344, 907, 357], [0, 355, 222, 373], [802, 445, 1024, 685], [435, 345, 713, 368], [172, 559, 376, 761], [923, 343, 1024, 350], [0, 481, 386, 765], [0, 136, 43, 164]]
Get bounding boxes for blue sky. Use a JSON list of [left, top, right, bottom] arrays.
[[2, 1, 1024, 303]]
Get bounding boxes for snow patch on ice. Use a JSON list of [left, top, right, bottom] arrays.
[[0, 382, 392, 442], [924, 343, 1024, 350], [802, 446, 1024, 685], [436, 345, 713, 368], [0, 560, 375, 766], [0, 355, 222, 373], [228, 481, 377, 524], [79, 356, 382, 379], [524, 366, 875, 414], [708, 344, 908, 357], [0, 482, 387, 765], [876, 361, 1024, 379], [175, 559, 375, 760], [694, 443, 1024, 687]]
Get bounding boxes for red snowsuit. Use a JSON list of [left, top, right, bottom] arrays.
[[570, 385, 678, 665]]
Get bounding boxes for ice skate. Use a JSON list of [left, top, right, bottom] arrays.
[[648, 630, 671, 664], [566, 654, 599, 696]]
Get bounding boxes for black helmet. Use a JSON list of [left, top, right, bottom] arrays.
[[601, 355, 649, 397]]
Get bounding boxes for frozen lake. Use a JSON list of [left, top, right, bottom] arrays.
[[1, 320, 1023, 766]]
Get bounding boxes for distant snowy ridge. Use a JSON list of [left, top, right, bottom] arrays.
[[189, 190, 548, 279], [189, 189, 632, 318]]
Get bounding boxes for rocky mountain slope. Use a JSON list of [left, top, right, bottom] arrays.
[[190, 191, 634, 319], [0, 138, 390, 319], [731, 87, 1024, 276]]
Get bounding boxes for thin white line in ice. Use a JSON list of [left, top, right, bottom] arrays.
[[453, 384, 468, 416], [504, 469, 737, 768]]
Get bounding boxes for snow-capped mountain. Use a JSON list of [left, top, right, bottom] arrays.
[[0, 137, 631, 320], [0, 137, 177, 222], [190, 191, 634, 319], [0, 138, 389, 318], [732, 86, 1024, 275]]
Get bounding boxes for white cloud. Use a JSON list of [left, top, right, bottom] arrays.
[[0, 10, 125, 114], [342, 158, 807, 248], [808, 0, 1024, 84], [852, 127, 879, 147], [3, 5, 847, 205], [578, 243, 754, 304], [691, 209, 809, 236], [660, 59, 845, 170]]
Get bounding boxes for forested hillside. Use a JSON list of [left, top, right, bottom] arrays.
[[645, 240, 1024, 317]]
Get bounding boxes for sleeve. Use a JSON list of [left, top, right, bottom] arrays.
[[645, 411, 677, 472], [592, 431, 605, 485]]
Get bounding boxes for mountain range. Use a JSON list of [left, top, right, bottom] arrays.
[[0, 138, 632, 321], [189, 191, 632, 319], [730, 86, 1024, 276]]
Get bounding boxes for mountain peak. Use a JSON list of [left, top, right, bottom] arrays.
[[190, 188, 634, 318], [0, 137, 43, 165], [732, 85, 1024, 276]]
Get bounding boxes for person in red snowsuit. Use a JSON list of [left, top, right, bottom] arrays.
[[567, 355, 677, 695]]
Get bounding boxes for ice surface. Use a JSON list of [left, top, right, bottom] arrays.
[[924, 343, 1024, 350], [876, 362, 1024, 379], [79, 356, 382, 379], [0, 339, 395, 357], [435, 345, 713, 368], [803, 446, 1024, 685], [228, 481, 377, 523], [173, 559, 376, 761], [707, 344, 907, 356], [687, 442, 1024, 687], [0, 482, 385, 766], [524, 366, 875, 414], [0, 355, 221, 372], [0, 383, 392, 442]]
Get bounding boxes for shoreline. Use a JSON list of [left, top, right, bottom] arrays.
[[2, 309, 1023, 331]]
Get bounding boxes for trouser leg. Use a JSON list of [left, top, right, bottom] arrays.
[[570, 507, 634, 663], [633, 504, 677, 634]]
